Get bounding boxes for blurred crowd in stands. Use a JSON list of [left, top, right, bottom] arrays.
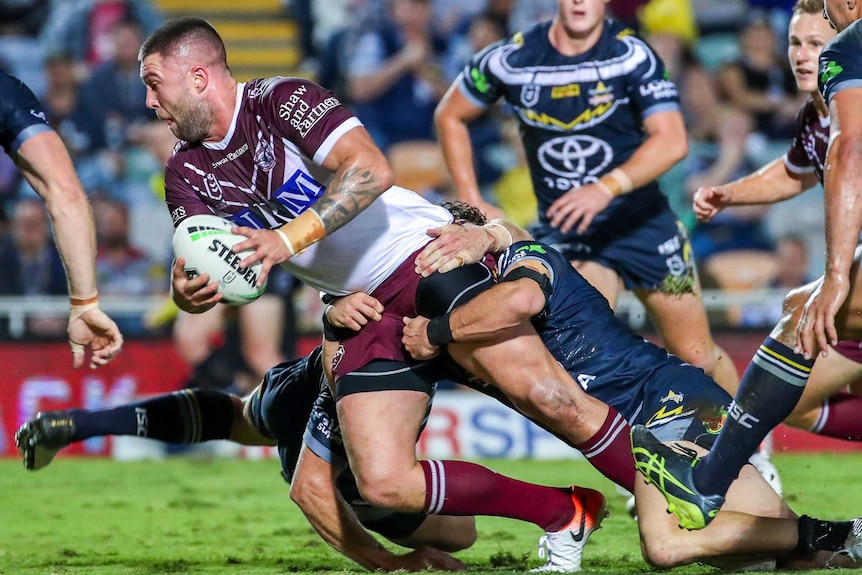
[[0, 0, 824, 361]]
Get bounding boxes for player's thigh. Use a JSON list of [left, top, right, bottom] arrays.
[[449, 323, 606, 439], [793, 349, 862, 415], [836, 254, 862, 336], [570, 259, 623, 308], [336, 388, 429, 480], [238, 294, 285, 366], [173, 306, 227, 364], [723, 463, 794, 518], [637, 289, 716, 357]]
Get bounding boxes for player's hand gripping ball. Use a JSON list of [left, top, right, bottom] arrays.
[[172, 214, 268, 306]]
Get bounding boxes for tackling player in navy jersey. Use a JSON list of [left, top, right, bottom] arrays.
[[631, 0, 862, 533], [402, 208, 862, 570], [0, 71, 122, 368], [434, 0, 740, 398]]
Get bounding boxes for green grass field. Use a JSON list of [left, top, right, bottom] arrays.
[[0, 452, 859, 575]]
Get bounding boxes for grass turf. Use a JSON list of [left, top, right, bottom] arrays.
[[0, 452, 858, 574]]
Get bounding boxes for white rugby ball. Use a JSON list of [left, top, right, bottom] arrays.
[[172, 214, 267, 306]]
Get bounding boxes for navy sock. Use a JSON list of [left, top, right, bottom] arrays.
[[694, 337, 813, 496], [69, 389, 235, 443]]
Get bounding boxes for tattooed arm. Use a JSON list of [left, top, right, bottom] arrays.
[[312, 125, 394, 232], [233, 125, 394, 285]]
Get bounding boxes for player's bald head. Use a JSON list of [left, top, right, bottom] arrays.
[[139, 17, 229, 71]]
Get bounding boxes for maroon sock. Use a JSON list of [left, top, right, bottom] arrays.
[[575, 406, 635, 492], [420, 459, 574, 531], [811, 393, 862, 441]]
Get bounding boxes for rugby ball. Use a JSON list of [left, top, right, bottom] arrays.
[[172, 214, 267, 306]]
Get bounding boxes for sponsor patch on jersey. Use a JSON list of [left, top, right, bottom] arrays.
[[639, 78, 678, 100], [551, 84, 580, 99], [537, 134, 613, 179]]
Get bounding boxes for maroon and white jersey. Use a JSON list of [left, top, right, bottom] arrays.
[[164, 78, 452, 295], [783, 98, 830, 184]]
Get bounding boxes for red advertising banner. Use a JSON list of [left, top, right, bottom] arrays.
[[0, 341, 189, 457], [2, 332, 860, 459]]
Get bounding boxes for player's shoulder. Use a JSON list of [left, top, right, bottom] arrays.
[[244, 76, 336, 109]]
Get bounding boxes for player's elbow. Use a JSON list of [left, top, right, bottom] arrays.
[[640, 536, 688, 568], [506, 281, 546, 320], [289, 469, 331, 510]]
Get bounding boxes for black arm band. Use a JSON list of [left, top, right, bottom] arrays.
[[322, 307, 352, 342], [426, 312, 455, 347], [502, 266, 552, 304]]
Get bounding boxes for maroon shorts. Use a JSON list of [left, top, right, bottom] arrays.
[[832, 340, 862, 364], [331, 250, 423, 380]]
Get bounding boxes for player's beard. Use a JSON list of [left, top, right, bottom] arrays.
[[170, 94, 215, 143]]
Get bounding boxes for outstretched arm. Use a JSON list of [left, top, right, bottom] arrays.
[[693, 157, 816, 222], [290, 445, 464, 572], [15, 130, 123, 368]]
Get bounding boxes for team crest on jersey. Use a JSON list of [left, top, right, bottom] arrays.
[[661, 390, 684, 404], [521, 83, 540, 107], [588, 82, 615, 107], [203, 173, 224, 201], [703, 407, 728, 434], [254, 139, 276, 172]]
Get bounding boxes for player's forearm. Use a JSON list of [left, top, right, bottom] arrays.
[[723, 158, 809, 206], [435, 105, 482, 204], [618, 117, 688, 189], [449, 281, 537, 342], [278, 155, 392, 256], [823, 134, 862, 280], [291, 461, 400, 571], [16, 131, 99, 298]]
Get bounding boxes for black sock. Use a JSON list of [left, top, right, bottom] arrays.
[[795, 515, 852, 554], [694, 337, 813, 496], [69, 389, 235, 443]]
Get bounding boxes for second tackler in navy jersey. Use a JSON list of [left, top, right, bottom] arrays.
[[458, 19, 680, 234], [497, 241, 716, 423]]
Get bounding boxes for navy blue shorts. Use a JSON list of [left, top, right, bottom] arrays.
[[531, 204, 694, 291], [634, 362, 732, 449]]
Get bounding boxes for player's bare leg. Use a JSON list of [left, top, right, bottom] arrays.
[[638, 288, 739, 395], [784, 350, 862, 433]]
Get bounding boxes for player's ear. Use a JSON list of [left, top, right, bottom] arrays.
[[190, 65, 208, 93]]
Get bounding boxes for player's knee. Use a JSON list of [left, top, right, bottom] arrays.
[[772, 285, 813, 343], [353, 467, 409, 509], [439, 519, 477, 552]]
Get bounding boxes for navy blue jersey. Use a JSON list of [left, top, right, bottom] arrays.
[[247, 347, 327, 482], [497, 241, 730, 443], [458, 19, 680, 233], [0, 70, 52, 157], [819, 19, 862, 105]]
